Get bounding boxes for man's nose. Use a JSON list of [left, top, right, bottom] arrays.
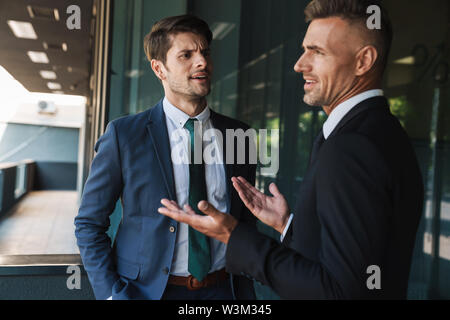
[[293, 53, 310, 74], [194, 52, 208, 68]]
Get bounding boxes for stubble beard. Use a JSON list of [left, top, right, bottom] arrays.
[[303, 87, 328, 107], [169, 77, 211, 101]]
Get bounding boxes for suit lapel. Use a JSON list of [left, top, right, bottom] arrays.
[[327, 96, 389, 139], [146, 100, 177, 201]]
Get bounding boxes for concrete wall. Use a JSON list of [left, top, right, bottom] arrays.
[[0, 123, 79, 190]]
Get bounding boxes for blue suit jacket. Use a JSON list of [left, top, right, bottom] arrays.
[[75, 100, 257, 300]]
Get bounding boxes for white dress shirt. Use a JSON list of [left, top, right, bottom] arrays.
[[163, 97, 229, 276], [280, 89, 384, 242]]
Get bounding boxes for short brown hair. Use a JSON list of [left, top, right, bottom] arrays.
[[304, 0, 392, 75], [143, 14, 212, 65]]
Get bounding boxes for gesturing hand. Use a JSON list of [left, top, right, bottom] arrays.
[[158, 199, 238, 244], [232, 176, 290, 234]]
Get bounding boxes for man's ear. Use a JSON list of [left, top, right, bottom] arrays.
[[355, 45, 378, 76], [151, 59, 166, 81]]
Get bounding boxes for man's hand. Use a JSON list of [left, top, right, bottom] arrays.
[[158, 199, 238, 244], [232, 176, 290, 234]]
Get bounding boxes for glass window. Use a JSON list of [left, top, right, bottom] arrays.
[[384, 0, 450, 299]]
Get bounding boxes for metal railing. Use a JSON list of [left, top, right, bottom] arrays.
[[0, 159, 35, 217]]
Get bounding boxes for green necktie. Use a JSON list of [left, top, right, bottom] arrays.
[[184, 118, 211, 281]]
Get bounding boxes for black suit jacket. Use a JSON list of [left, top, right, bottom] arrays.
[[225, 96, 424, 299]]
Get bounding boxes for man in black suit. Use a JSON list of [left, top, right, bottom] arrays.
[[158, 0, 424, 299]]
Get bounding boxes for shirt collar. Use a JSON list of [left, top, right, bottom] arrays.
[[322, 89, 384, 139], [162, 96, 210, 128]]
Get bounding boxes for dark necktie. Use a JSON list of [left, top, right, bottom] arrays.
[[184, 118, 211, 281], [309, 130, 325, 165]]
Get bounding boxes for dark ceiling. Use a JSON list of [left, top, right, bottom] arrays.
[[0, 0, 94, 96]]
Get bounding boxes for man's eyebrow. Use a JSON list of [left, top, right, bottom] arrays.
[[176, 47, 210, 54], [302, 44, 326, 52], [177, 49, 194, 54]]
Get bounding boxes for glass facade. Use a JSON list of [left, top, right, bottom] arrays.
[[383, 0, 450, 299], [106, 0, 450, 299]]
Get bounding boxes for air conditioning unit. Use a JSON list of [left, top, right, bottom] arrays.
[[37, 100, 57, 114]]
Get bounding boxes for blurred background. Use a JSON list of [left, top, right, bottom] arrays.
[[0, 0, 449, 299]]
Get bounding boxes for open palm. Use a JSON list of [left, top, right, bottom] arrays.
[[232, 176, 290, 234]]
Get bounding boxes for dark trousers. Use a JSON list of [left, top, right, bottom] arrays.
[[161, 278, 234, 300]]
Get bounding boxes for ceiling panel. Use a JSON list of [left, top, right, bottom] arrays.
[[0, 0, 94, 96]]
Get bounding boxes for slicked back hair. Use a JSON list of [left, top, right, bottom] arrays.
[[304, 0, 392, 75]]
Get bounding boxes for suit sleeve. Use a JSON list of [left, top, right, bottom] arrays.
[[225, 134, 392, 299], [74, 121, 122, 300]]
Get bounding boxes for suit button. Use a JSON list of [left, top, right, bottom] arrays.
[[169, 225, 176, 233], [163, 267, 169, 275]]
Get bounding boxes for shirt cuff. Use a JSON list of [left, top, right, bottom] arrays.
[[280, 213, 294, 242]]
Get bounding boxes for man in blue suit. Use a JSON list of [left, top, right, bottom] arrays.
[[74, 14, 256, 300]]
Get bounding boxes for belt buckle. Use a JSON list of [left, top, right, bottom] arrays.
[[187, 275, 203, 290]]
